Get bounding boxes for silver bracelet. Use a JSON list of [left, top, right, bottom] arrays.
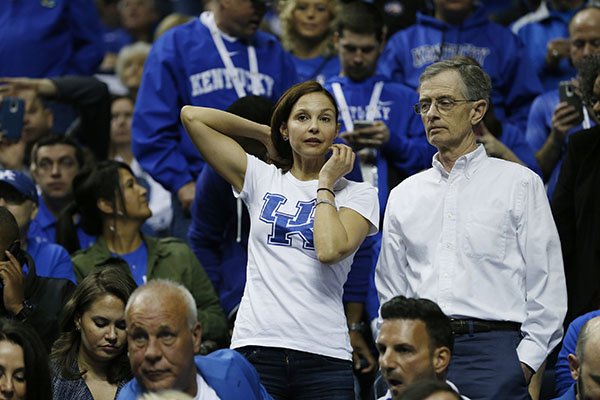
[[315, 199, 337, 209]]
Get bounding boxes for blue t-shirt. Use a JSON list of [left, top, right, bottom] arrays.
[[117, 242, 148, 286]]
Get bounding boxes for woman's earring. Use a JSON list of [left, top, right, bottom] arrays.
[[282, 136, 289, 141]]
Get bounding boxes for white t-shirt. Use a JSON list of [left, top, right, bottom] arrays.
[[230, 155, 379, 360]]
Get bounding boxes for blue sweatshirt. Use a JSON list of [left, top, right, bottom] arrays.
[[0, 0, 104, 77], [290, 54, 340, 84], [324, 75, 434, 211], [377, 6, 543, 130], [132, 14, 298, 194]]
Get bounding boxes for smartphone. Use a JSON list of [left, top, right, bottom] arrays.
[[559, 81, 582, 110], [0, 97, 25, 143], [5, 241, 26, 266], [353, 120, 375, 130]]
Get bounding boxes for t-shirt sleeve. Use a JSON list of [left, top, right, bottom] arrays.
[[339, 182, 380, 236]]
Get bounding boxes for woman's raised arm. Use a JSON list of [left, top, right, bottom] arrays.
[[180, 106, 273, 192]]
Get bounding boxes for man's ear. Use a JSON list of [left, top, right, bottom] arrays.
[[191, 322, 203, 354], [432, 346, 451, 376], [470, 99, 488, 126], [568, 353, 580, 380]]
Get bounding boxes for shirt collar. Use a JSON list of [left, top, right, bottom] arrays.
[[432, 144, 487, 181]]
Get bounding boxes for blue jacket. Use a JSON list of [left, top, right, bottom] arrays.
[[377, 6, 542, 130], [553, 384, 576, 400], [132, 16, 298, 193], [324, 75, 434, 211], [189, 162, 377, 316], [26, 239, 76, 284], [525, 89, 595, 198], [291, 54, 340, 84], [511, 3, 579, 91], [0, 0, 104, 77], [117, 350, 272, 400], [499, 122, 542, 177], [555, 310, 600, 396], [27, 198, 96, 251]]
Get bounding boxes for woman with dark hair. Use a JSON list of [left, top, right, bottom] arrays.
[[181, 81, 379, 399], [0, 318, 52, 400], [65, 160, 227, 345], [50, 267, 136, 399]]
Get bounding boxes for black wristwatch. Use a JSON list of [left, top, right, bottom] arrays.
[[14, 300, 35, 321]]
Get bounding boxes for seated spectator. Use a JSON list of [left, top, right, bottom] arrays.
[[51, 267, 137, 399], [278, 0, 340, 84], [0, 0, 104, 77], [377, 0, 543, 132], [29, 135, 96, 252], [398, 380, 461, 400], [555, 310, 600, 396], [0, 75, 111, 168], [552, 316, 600, 399], [67, 160, 228, 345], [526, 5, 600, 198], [512, 0, 584, 91], [376, 296, 467, 400], [116, 280, 272, 399], [0, 170, 76, 282], [0, 318, 52, 400], [0, 206, 75, 351], [109, 96, 172, 236], [114, 42, 151, 100], [552, 52, 600, 324]]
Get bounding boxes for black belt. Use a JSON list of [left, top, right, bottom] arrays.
[[450, 319, 521, 335]]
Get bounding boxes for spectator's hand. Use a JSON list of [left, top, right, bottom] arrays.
[[177, 181, 196, 211], [0, 77, 57, 97], [319, 144, 355, 187], [476, 124, 511, 160], [545, 38, 570, 67], [521, 362, 534, 385], [0, 250, 25, 316], [0, 134, 26, 170], [349, 331, 377, 374], [340, 121, 390, 151], [551, 102, 582, 142]]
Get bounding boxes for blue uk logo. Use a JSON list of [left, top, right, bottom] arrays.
[[259, 193, 315, 250]]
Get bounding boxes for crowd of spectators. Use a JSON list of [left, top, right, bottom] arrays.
[[0, 0, 600, 399]]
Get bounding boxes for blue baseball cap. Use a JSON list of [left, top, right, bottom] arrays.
[[0, 170, 38, 203]]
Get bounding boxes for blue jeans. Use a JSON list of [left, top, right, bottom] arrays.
[[236, 346, 354, 400], [447, 330, 531, 400]]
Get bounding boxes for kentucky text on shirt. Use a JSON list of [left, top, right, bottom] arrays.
[[189, 68, 275, 97], [411, 43, 491, 68]]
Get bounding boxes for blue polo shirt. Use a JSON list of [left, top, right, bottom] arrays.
[[28, 198, 96, 250], [25, 239, 77, 284]]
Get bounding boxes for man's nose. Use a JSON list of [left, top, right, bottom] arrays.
[[144, 337, 162, 362]]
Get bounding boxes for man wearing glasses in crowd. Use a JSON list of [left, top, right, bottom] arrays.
[[376, 57, 567, 399]]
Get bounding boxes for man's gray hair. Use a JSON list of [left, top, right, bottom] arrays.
[[575, 316, 600, 363], [419, 57, 492, 102], [125, 279, 198, 329]]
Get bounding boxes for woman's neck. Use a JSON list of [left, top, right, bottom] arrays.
[[293, 37, 328, 59], [78, 349, 108, 380], [109, 144, 134, 164], [289, 156, 325, 181], [103, 220, 143, 254]]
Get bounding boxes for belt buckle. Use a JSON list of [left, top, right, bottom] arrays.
[[450, 318, 467, 335]]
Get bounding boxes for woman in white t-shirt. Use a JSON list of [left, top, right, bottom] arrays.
[[181, 81, 379, 400]]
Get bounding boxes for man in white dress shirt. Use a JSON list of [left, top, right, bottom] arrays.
[[375, 57, 567, 400]]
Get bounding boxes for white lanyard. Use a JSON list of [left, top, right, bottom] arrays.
[[331, 81, 384, 131], [203, 12, 259, 98], [582, 106, 592, 130]]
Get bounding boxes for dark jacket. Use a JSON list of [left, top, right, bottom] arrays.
[[0, 253, 75, 352], [552, 126, 600, 324], [71, 235, 228, 343]]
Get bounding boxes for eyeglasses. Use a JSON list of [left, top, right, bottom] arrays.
[[413, 97, 475, 115]]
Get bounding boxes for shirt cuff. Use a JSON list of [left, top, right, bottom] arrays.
[[516, 337, 547, 372]]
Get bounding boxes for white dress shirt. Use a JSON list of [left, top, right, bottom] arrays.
[[375, 145, 567, 370]]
